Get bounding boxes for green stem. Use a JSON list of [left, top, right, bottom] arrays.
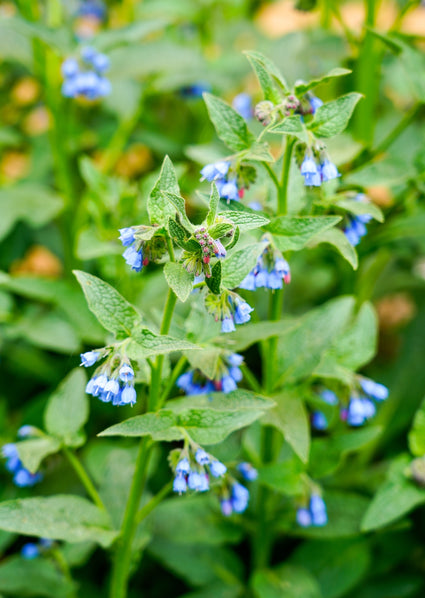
[[109, 437, 152, 598], [135, 481, 173, 523], [240, 364, 262, 393], [262, 162, 280, 198], [158, 355, 187, 409], [63, 448, 106, 511], [51, 548, 77, 598], [278, 137, 295, 216]]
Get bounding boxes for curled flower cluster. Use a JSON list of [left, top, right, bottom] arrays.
[[200, 161, 242, 202], [172, 448, 227, 495], [239, 246, 291, 291], [296, 494, 328, 527], [81, 351, 137, 407], [232, 93, 253, 120], [61, 46, 111, 100], [205, 291, 253, 333], [300, 153, 340, 187], [177, 353, 243, 395], [344, 194, 373, 246], [343, 377, 389, 427], [21, 538, 54, 560], [182, 226, 228, 280], [2, 443, 42, 487]]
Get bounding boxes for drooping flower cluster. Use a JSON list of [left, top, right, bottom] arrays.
[[220, 462, 258, 516], [119, 225, 167, 272], [2, 443, 42, 487], [311, 389, 339, 431], [232, 93, 253, 120], [172, 447, 227, 495], [21, 538, 54, 560], [239, 245, 291, 291], [181, 226, 229, 279], [200, 161, 242, 202], [343, 377, 389, 427], [61, 46, 111, 100], [300, 153, 340, 187], [296, 494, 328, 527], [205, 290, 253, 333], [343, 194, 373, 246], [81, 350, 137, 407], [177, 353, 243, 395]]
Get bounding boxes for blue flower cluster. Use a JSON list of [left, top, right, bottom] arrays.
[[76, 0, 106, 20], [239, 249, 291, 291], [311, 389, 339, 431], [119, 227, 148, 272], [173, 448, 227, 494], [221, 295, 253, 333], [237, 462, 258, 481], [21, 538, 53, 560], [200, 161, 241, 202], [300, 154, 340, 187], [181, 82, 212, 98], [82, 352, 137, 407], [61, 46, 111, 100], [220, 462, 257, 516], [232, 93, 253, 120], [344, 377, 388, 427], [308, 93, 323, 114], [344, 194, 373, 246], [296, 494, 328, 527], [177, 353, 243, 395], [2, 444, 42, 487]]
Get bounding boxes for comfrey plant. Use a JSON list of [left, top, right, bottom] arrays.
[[0, 52, 393, 598]]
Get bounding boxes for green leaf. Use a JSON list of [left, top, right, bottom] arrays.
[[213, 319, 299, 352], [205, 260, 222, 295], [0, 496, 117, 547], [294, 67, 352, 95], [267, 216, 342, 251], [309, 227, 358, 270], [0, 184, 64, 241], [148, 156, 180, 225], [163, 192, 194, 230], [334, 198, 383, 222], [74, 270, 140, 336], [16, 437, 61, 474], [168, 218, 198, 251], [206, 183, 220, 227], [243, 141, 275, 162], [99, 390, 274, 445], [164, 262, 194, 303], [252, 564, 322, 598], [308, 92, 362, 138], [262, 390, 310, 463], [243, 50, 288, 92], [362, 455, 425, 532], [128, 329, 198, 359], [218, 210, 270, 231], [221, 241, 267, 289], [244, 51, 283, 103], [44, 369, 89, 448], [269, 115, 309, 144], [408, 398, 425, 457], [185, 347, 223, 380], [95, 18, 170, 51], [0, 556, 76, 598], [203, 92, 255, 152], [208, 222, 235, 239], [258, 454, 305, 496]]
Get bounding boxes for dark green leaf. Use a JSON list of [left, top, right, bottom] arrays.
[[203, 92, 255, 152], [221, 241, 267, 289], [218, 210, 270, 231], [267, 216, 341, 251], [205, 261, 222, 295], [206, 183, 220, 227], [16, 437, 61, 474], [294, 68, 352, 95], [308, 93, 362, 138], [0, 556, 76, 598], [408, 398, 425, 457], [252, 564, 322, 598], [309, 228, 358, 270]]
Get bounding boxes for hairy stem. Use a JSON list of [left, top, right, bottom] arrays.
[[135, 481, 173, 523], [63, 448, 105, 511]]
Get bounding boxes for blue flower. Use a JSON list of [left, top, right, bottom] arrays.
[[21, 543, 39, 560], [122, 246, 143, 272], [234, 299, 253, 325], [61, 58, 79, 78], [320, 159, 340, 182], [100, 378, 120, 404], [213, 239, 227, 258], [77, 0, 106, 20], [200, 161, 230, 182], [309, 95, 323, 114], [198, 473, 210, 492], [176, 458, 191, 475], [220, 181, 239, 202], [296, 494, 328, 527], [296, 507, 312, 527], [239, 251, 291, 291], [80, 350, 100, 367], [119, 363, 134, 382], [232, 93, 253, 120], [2, 444, 43, 488], [210, 460, 227, 477], [181, 82, 212, 98], [321, 389, 339, 405], [221, 316, 236, 334], [17, 425, 37, 438], [173, 474, 187, 494], [301, 155, 321, 187], [91, 52, 110, 73], [221, 375, 237, 393], [311, 411, 328, 431], [188, 472, 204, 491], [61, 46, 111, 100], [195, 448, 210, 465], [346, 397, 376, 427], [120, 385, 136, 406], [231, 482, 250, 513], [118, 227, 135, 247], [237, 462, 258, 481], [359, 377, 388, 401], [221, 498, 233, 516]]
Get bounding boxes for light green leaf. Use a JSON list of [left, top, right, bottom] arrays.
[[206, 183, 220, 227], [243, 50, 288, 91], [252, 564, 322, 598], [185, 347, 223, 380], [0, 184, 64, 241], [408, 398, 425, 458], [244, 51, 283, 103], [221, 241, 267, 288], [309, 227, 358, 270], [262, 391, 310, 463], [74, 270, 141, 337], [148, 156, 180, 225], [308, 92, 362, 138], [213, 319, 299, 352], [0, 556, 76, 598], [99, 390, 274, 445], [258, 455, 305, 496], [362, 455, 425, 532], [267, 216, 341, 251], [163, 192, 194, 230], [334, 198, 383, 222], [16, 437, 61, 474], [95, 18, 170, 51], [269, 115, 309, 144], [44, 369, 89, 448], [0, 496, 117, 547], [203, 93, 255, 152], [128, 329, 198, 359], [294, 68, 352, 95], [164, 262, 194, 303], [243, 141, 275, 162], [218, 210, 270, 231]]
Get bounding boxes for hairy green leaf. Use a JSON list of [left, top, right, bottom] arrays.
[[308, 93, 362, 138], [164, 262, 194, 303], [148, 156, 180, 225], [203, 92, 255, 152]]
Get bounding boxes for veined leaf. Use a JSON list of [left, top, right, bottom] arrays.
[[203, 92, 255, 152]]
